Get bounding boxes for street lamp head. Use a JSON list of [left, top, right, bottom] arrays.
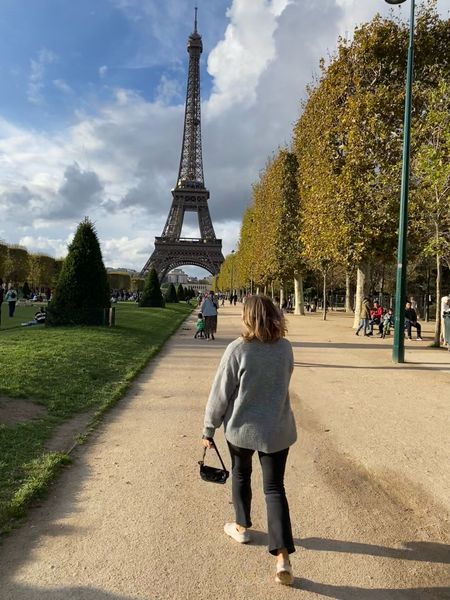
[[385, 0, 407, 4]]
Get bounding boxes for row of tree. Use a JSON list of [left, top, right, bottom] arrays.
[[107, 272, 142, 292], [107, 268, 199, 304], [1, 223, 197, 325], [216, 2, 450, 344], [138, 271, 197, 308], [0, 241, 64, 289]]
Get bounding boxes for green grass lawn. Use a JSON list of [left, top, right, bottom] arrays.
[[0, 302, 42, 330], [0, 302, 193, 533]]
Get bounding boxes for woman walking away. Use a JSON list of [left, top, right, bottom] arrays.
[[201, 291, 218, 340], [202, 295, 297, 585]]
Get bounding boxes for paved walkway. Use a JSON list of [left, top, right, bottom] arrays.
[[0, 306, 449, 599]]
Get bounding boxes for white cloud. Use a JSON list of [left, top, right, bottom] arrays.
[[101, 236, 152, 269], [53, 79, 73, 95], [99, 65, 108, 78], [335, 0, 450, 39], [206, 0, 291, 116], [155, 74, 182, 105], [18, 235, 71, 259], [27, 49, 57, 105]]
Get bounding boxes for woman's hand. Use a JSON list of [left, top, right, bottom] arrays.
[[202, 437, 214, 449]]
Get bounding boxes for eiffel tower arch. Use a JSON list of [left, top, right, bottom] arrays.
[[141, 9, 224, 280]]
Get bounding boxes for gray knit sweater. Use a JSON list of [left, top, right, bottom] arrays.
[[203, 337, 297, 453]]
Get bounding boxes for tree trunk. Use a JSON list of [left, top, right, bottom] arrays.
[[345, 272, 352, 313], [353, 262, 370, 328], [434, 253, 442, 346], [294, 272, 305, 316], [256, 286, 260, 295], [270, 282, 274, 299], [280, 285, 285, 308], [380, 264, 385, 303], [322, 271, 327, 321], [425, 266, 430, 322]]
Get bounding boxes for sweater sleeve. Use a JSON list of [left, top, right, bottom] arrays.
[[203, 345, 240, 438]]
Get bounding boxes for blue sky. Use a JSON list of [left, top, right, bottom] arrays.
[[1, 0, 449, 274], [0, 0, 228, 129]]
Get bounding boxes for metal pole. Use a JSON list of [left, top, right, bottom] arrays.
[[392, 0, 415, 363]]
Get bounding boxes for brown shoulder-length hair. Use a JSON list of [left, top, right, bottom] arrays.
[[242, 295, 287, 343]]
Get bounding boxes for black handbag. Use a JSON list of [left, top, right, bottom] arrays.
[[198, 442, 229, 484]]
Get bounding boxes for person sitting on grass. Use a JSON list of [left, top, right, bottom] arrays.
[[405, 301, 423, 340], [21, 306, 46, 327], [194, 313, 205, 339]]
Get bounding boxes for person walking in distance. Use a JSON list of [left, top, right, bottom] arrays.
[[202, 295, 297, 585], [0, 279, 4, 324], [355, 297, 371, 336], [201, 291, 218, 340], [0, 279, 4, 326], [5, 284, 18, 318], [440, 293, 450, 346]]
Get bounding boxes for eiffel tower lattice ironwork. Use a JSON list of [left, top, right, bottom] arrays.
[[141, 9, 224, 280]]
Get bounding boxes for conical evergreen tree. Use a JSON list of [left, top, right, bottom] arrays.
[[47, 218, 110, 326], [176, 283, 185, 301], [139, 268, 164, 308], [165, 282, 178, 303]]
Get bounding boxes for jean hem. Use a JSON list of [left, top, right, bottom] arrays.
[[269, 545, 296, 556]]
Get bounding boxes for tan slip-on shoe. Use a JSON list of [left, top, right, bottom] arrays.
[[275, 559, 294, 586], [223, 522, 251, 544]]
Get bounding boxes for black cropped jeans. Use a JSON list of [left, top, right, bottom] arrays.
[[227, 441, 295, 555]]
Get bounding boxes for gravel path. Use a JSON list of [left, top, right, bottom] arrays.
[[0, 305, 449, 599]]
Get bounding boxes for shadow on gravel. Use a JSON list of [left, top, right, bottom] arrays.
[[296, 579, 450, 599], [250, 531, 449, 597], [291, 341, 395, 350], [250, 532, 449, 564], [3, 585, 135, 599], [294, 362, 450, 372], [300, 538, 450, 564]]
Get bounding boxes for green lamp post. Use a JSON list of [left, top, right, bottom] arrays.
[[385, 0, 416, 363]]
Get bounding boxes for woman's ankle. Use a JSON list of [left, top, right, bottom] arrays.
[[276, 548, 289, 561], [235, 523, 247, 533]]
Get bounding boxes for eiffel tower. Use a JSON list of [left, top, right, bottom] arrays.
[[141, 9, 224, 280]]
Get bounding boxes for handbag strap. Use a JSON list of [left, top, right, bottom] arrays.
[[201, 441, 227, 471]]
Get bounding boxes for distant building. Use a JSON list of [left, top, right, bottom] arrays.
[[188, 276, 213, 294], [167, 268, 189, 284], [106, 267, 138, 276], [189, 283, 211, 294]]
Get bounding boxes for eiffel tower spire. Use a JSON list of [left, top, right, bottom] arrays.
[[140, 10, 224, 280], [177, 7, 204, 189]]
